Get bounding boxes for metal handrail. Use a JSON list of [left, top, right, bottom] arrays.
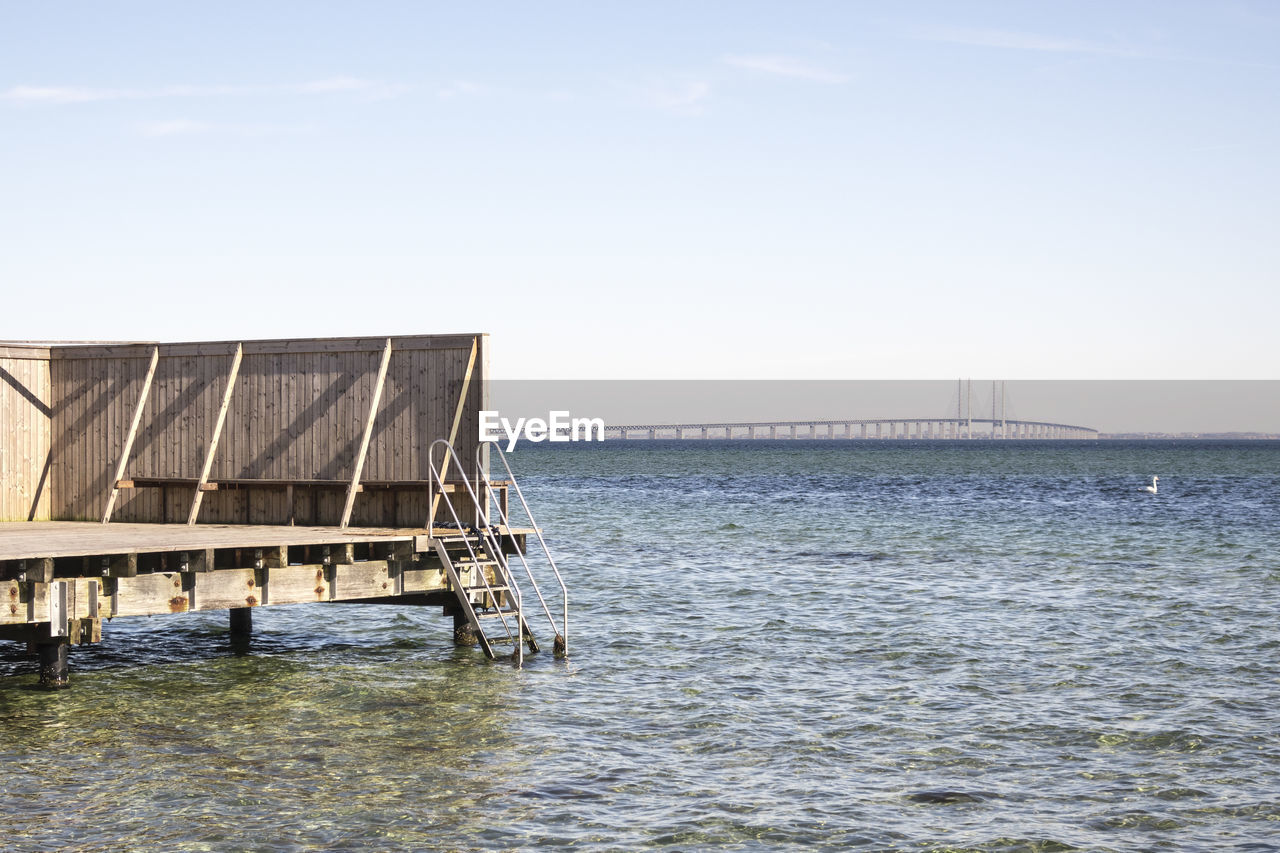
[[477, 441, 567, 656], [470, 471, 553, 638], [426, 439, 523, 664]]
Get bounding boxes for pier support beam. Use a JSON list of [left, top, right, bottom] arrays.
[[37, 640, 69, 690], [453, 610, 479, 646], [229, 606, 253, 638]]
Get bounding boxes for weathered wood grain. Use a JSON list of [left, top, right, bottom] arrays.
[[0, 349, 53, 522], [0, 521, 528, 563], [101, 346, 159, 524], [0, 562, 449, 624], [341, 338, 392, 528], [40, 334, 487, 525], [188, 344, 243, 524]]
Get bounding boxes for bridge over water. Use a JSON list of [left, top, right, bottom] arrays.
[[607, 418, 1098, 441]]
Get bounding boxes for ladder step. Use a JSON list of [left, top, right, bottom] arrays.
[[462, 585, 509, 593], [476, 608, 520, 618]]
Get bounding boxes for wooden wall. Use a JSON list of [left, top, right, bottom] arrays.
[[47, 335, 487, 525], [0, 346, 53, 522]]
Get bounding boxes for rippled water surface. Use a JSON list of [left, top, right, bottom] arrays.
[[3, 440, 1279, 851]]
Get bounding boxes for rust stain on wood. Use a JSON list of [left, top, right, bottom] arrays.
[[168, 596, 188, 612], [245, 595, 258, 606]]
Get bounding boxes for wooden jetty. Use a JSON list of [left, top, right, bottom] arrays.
[[0, 335, 566, 688]]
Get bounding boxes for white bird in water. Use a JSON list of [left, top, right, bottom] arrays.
[[1142, 476, 1159, 494]]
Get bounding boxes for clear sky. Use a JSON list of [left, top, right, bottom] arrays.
[[3, 2, 1277, 379]]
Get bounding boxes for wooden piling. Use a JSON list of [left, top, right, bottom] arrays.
[[37, 640, 69, 689], [229, 606, 252, 637], [452, 609, 479, 646]]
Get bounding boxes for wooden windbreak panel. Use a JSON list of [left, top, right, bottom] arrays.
[[47, 335, 486, 525], [0, 348, 53, 522], [51, 349, 214, 522], [355, 337, 484, 527]]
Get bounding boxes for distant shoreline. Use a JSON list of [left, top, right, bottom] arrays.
[[1097, 433, 1280, 440], [519, 435, 1280, 446]]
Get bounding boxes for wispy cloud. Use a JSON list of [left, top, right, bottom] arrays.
[[2, 77, 405, 105], [436, 80, 487, 100], [724, 54, 849, 83], [296, 76, 376, 93], [646, 80, 712, 115], [138, 119, 313, 138], [2, 85, 125, 104], [919, 27, 1140, 57], [140, 119, 213, 137], [920, 27, 1280, 71]]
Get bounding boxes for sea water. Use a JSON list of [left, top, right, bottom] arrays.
[[2, 440, 1278, 851]]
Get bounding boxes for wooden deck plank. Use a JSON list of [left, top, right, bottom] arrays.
[[0, 521, 531, 562], [117, 477, 503, 491]]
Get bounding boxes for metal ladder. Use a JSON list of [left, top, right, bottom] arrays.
[[426, 439, 566, 665], [475, 441, 567, 658]]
